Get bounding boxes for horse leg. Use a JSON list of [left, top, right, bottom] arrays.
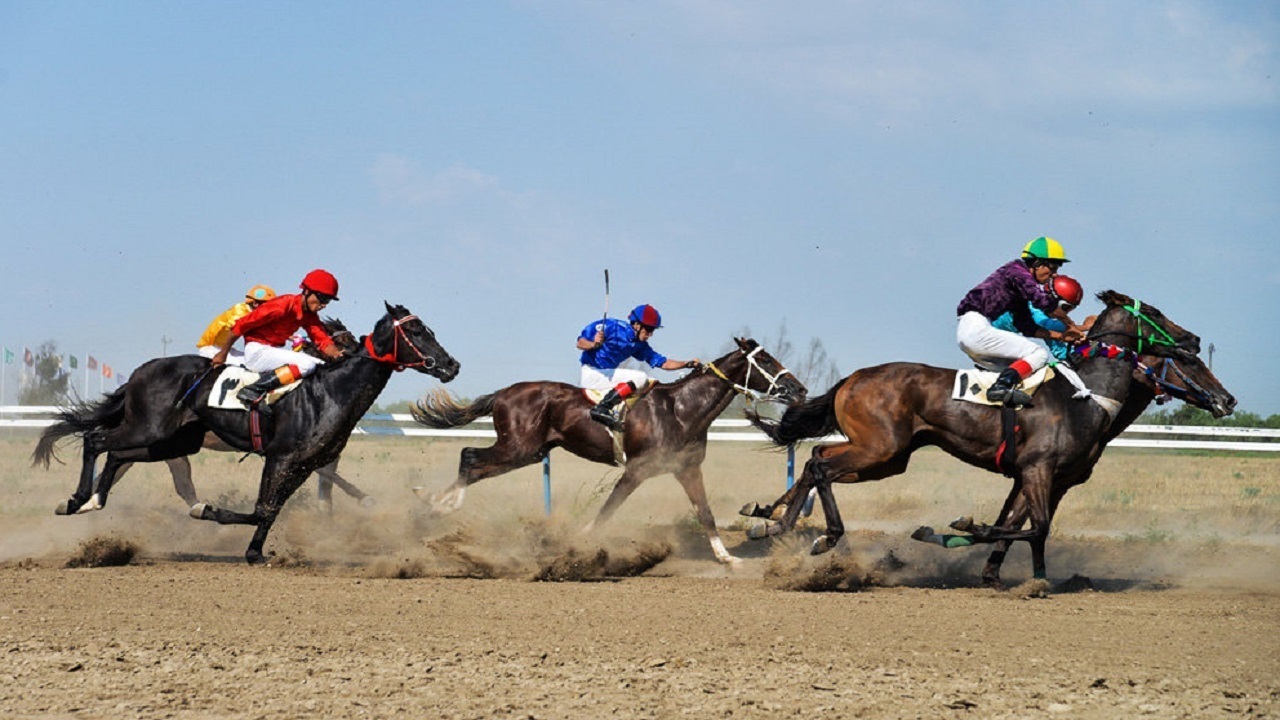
[[583, 464, 650, 533], [808, 474, 845, 555], [316, 468, 334, 514], [242, 460, 312, 564], [56, 431, 106, 515], [316, 460, 374, 509], [672, 465, 739, 566], [166, 457, 200, 508], [415, 443, 544, 514], [738, 475, 811, 521]]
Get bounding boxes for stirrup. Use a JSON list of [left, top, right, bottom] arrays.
[[589, 406, 622, 430]]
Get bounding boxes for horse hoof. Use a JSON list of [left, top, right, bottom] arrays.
[[359, 496, 377, 509], [949, 516, 975, 532], [245, 550, 267, 565], [745, 522, 771, 540], [720, 555, 745, 570], [411, 486, 430, 501], [55, 499, 75, 516], [910, 526, 935, 542], [190, 503, 210, 520], [75, 494, 103, 514], [738, 502, 762, 518], [810, 536, 837, 555]]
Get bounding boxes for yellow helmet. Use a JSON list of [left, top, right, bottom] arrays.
[[1021, 236, 1069, 263], [245, 284, 277, 303]]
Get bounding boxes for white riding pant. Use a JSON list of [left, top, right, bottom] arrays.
[[197, 345, 243, 365], [243, 341, 326, 377], [956, 311, 1049, 373], [580, 364, 653, 392]]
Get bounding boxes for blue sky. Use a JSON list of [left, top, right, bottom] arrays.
[[2, 1, 1277, 413]]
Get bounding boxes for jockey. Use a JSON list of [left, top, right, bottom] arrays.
[[211, 269, 344, 409], [195, 284, 276, 365], [576, 303, 700, 430], [991, 275, 1085, 363], [956, 238, 1086, 406]]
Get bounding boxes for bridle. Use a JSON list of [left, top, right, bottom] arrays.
[[363, 314, 439, 372], [705, 346, 795, 402], [1086, 301, 1187, 355]]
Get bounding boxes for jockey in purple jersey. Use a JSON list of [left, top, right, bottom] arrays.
[[576, 304, 700, 430], [956, 237, 1086, 406]]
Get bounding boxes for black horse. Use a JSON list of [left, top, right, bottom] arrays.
[[86, 318, 374, 515], [411, 338, 807, 565], [33, 302, 459, 563], [741, 291, 1235, 586]]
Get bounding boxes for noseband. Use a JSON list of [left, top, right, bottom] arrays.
[[705, 346, 794, 402], [363, 314, 439, 372]]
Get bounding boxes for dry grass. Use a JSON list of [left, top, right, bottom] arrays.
[[4, 430, 1277, 575]]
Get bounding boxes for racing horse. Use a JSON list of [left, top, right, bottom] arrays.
[[33, 303, 459, 564], [87, 319, 374, 514], [740, 291, 1234, 586], [411, 338, 807, 565]]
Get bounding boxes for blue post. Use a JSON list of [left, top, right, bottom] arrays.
[[786, 445, 795, 489], [542, 455, 552, 516]]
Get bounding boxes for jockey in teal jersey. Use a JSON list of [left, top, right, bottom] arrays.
[[991, 275, 1085, 363], [576, 304, 700, 430]]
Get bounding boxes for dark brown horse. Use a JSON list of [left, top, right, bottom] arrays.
[[89, 319, 374, 514], [411, 338, 807, 565], [740, 291, 1235, 586], [33, 303, 459, 564]]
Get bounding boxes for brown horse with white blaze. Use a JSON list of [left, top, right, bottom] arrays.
[[411, 338, 807, 565]]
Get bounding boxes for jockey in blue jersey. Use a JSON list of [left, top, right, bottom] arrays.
[[991, 274, 1085, 363], [577, 303, 701, 430]]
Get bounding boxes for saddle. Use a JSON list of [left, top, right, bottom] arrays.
[[207, 366, 302, 411], [951, 365, 1055, 407]]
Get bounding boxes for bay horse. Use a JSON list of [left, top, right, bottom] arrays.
[[33, 302, 460, 564], [410, 338, 807, 565], [740, 291, 1235, 587], [87, 319, 374, 514]]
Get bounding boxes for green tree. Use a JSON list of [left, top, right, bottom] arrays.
[[19, 340, 71, 405]]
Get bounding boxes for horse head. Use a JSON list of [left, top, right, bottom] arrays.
[[363, 302, 460, 382], [708, 338, 808, 403], [1091, 291, 1235, 418]]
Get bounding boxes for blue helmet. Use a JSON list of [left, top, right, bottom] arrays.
[[628, 304, 662, 329]]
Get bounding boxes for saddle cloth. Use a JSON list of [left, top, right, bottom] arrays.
[[952, 366, 1055, 407], [207, 366, 302, 411]]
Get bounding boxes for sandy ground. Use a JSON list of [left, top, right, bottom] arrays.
[[2, 433, 1278, 718]]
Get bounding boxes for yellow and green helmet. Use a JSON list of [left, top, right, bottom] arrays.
[[1021, 236, 1070, 263]]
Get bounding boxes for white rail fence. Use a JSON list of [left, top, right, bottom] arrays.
[[5, 406, 1278, 452]]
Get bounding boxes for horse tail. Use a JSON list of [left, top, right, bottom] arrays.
[[745, 383, 841, 447], [31, 388, 128, 468], [411, 388, 497, 429]]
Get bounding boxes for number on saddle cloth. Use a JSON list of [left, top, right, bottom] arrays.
[[952, 366, 1055, 407], [207, 366, 304, 411]]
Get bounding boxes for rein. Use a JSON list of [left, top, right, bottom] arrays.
[[705, 346, 793, 402], [1072, 341, 1214, 409], [362, 314, 438, 372]]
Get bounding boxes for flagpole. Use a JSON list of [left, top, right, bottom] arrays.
[[84, 354, 90, 399]]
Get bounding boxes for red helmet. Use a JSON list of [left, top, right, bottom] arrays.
[[1051, 275, 1083, 308], [300, 269, 339, 300]]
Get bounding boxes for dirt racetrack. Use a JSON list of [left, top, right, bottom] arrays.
[[3, 433, 1278, 719]]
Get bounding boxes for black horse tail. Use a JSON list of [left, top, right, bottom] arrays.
[[745, 383, 841, 447], [31, 388, 128, 468], [411, 388, 497, 429]]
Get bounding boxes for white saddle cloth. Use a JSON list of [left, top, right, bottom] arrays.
[[207, 367, 302, 411], [952, 366, 1055, 407]]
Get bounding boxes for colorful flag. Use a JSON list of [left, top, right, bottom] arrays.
[[3, 347, 12, 364], [103, 365, 113, 379], [87, 356, 98, 370], [24, 348, 33, 366], [69, 355, 78, 369]]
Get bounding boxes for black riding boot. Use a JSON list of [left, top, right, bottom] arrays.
[[589, 389, 626, 430], [985, 368, 1032, 406], [236, 370, 287, 410]]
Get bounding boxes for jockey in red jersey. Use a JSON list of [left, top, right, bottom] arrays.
[[211, 269, 344, 409]]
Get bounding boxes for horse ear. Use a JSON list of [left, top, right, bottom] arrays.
[[735, 337, 749, 349], [384, 301, 395, 314], [1098, 290, 1131, 307]]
